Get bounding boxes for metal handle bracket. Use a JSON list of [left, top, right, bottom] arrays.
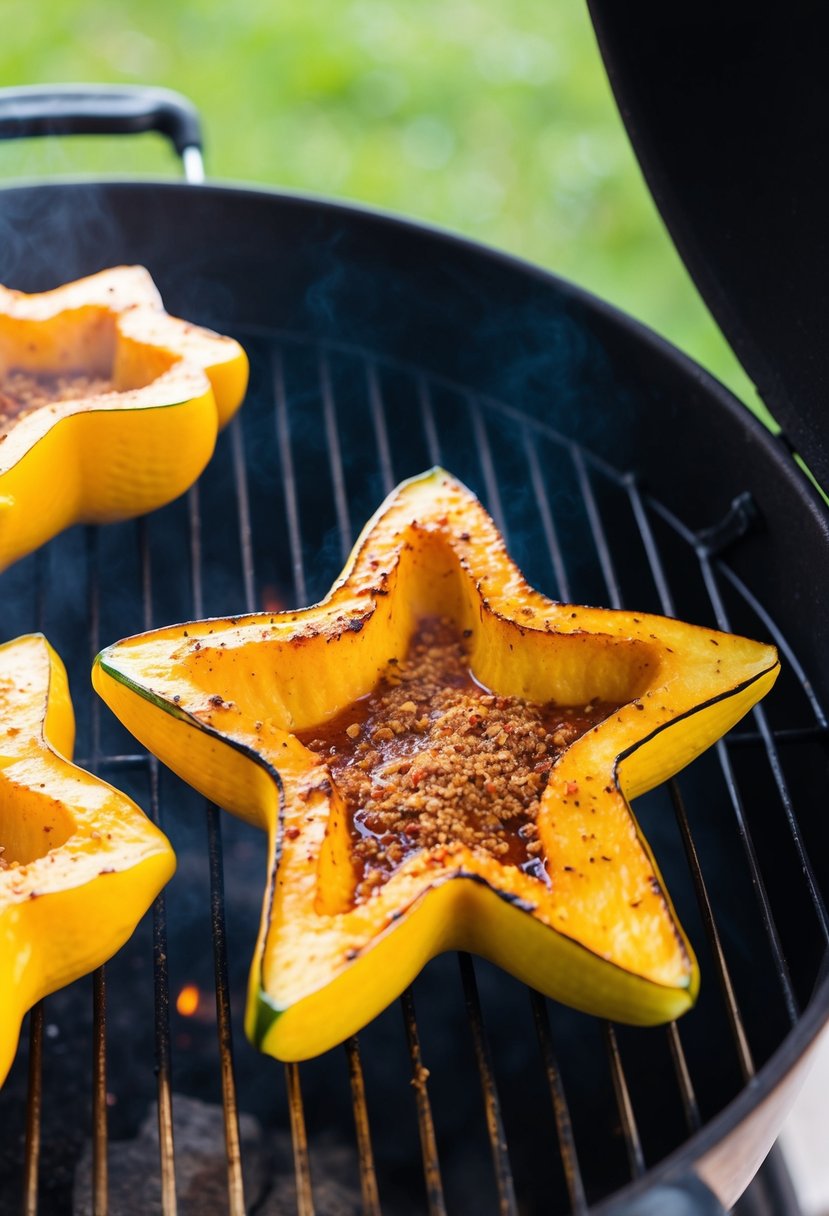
[[0, 84, 204, 181]]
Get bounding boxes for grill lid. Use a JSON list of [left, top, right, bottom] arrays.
[[588, 4, 829, 494]]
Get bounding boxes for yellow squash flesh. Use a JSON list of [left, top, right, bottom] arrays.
[[0, 633, 175, 1086], [92, 469, 780, 1060], [0, 266, 249, 570]]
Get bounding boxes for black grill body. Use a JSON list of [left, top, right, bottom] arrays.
[[590, 2, 829, 500], [0, 182, 826, 1215]]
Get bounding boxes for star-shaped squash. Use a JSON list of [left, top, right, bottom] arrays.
[[92, 469, 779, 1060], [0, 266, 248, 570], [0, 633, 175, 1086]]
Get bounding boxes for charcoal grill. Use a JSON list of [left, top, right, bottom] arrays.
[[1, 12, 828, 1214]]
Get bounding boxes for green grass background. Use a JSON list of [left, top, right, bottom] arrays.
[[0, 0, 768, 422]]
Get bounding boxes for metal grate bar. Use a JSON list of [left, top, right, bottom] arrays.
[[285, 1063, 316, 1216], [571, 446, 623, 609], [74, 753, 153, 770], [529, 991, 588, 1214], [727, 725, 829, 747], [460, 413, 559, 1213], [603, 1023, 646, 1179], [367, 360, 395, 496], [562, 462, 662, 1175], [34, 543, 46, 633], [643, 491, 827, 729], [670, 779, 755, 1081], [400, 989, 447, 1216], [645, 497, 804, 1020], [355, 352, 415, 1215], [88, 527, 102, 760], [665, 1022, 701, 1133], [87, 526, 108, 1216], [190, 448, 251, 1211], [140, 519, 178, 1215], [364, 355, 442, 1211], [233, 327, 567, 447], [630, 486, 796, 1052], [230, 414, 256, 614], [345, 1037, 382, 1216], [714, 738, 799, 1024], [458, 953, 518, 1216], [248, 333, 575, 460], [188, 485, 205, 620], [92, 967, 108, 1216], [22, 1003, 43, 1216], [274, 347, 308, 606], [625, 475, 678, 617], [522, 427, 572, 602], [22, 551, 48, 1216], [269, 355, 350, 1211], [700, 555, 829, 945], [319, 350, 352, 561], [148, 758, 178, 1216], [714, 559, 828, 729], [274, 333, 826, 704], [418, 376, 442, 467], [485, 431, 649, 1198], [751, 705, 829, 943], [467, 398, 507, 537], [207, 806, 246, 1216], [622, 478, 799, 1044]]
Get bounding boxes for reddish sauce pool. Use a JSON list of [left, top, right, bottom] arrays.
[[300, 619, 621, 901]]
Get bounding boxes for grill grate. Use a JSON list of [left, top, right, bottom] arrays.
[[2, 328, 828, 1215]]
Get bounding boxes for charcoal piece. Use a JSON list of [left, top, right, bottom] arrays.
[[72, 1092, 361, 1216]]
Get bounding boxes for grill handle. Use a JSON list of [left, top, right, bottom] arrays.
[[607, 1177, 727, 1215], [0, 84, 204, 182]]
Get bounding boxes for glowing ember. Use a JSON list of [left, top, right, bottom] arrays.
[[260, 584, 286, 613], [176, 984, 200, 1018]]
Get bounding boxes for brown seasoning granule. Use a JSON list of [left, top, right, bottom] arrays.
[[0, 369, 115, 436], [303, 619, 617, 903]]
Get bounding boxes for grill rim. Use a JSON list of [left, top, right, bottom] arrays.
[[1, 176, 826, 549], [1, 175, 828, 1214], [0, 175, 820, 489], [590, 909, 829, 1212]]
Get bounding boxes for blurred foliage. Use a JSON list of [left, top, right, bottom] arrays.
[[0, 0, 770, 423]]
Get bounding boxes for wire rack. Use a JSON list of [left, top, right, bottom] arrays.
[[2, 327, 828, 1216]]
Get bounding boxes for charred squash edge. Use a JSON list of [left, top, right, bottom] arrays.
[[0, 266, 249, 568], [91, 467, 781, 1055], [0, 633, 176, 1086], [94, 644, 778, 1046]]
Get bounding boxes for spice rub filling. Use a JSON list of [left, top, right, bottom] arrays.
[[0, 370, 114, 436], [301, 618, 620, 903]]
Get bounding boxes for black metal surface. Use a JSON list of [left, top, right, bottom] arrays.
[[0, 85, 202, 157], [0, 180, 826, 1213], [588, 2, 829, 496]]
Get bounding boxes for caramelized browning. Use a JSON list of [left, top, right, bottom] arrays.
[[0, 369, 114, 436], [301, 619, 620, 901]]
